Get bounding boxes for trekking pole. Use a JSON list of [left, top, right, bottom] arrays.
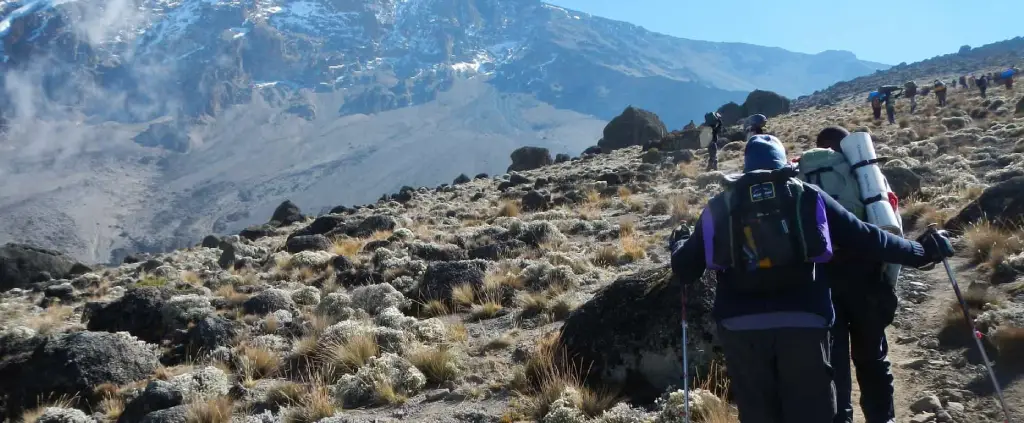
[[681, 284, 691, 423], [925, 224, 1013, 423]]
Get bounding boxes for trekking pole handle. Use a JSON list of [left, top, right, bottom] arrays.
[[918, 223, 940, 271]]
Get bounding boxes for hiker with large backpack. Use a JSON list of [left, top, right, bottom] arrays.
[[933, 80, 947, 106], [903, 81, 918, 113], [669, 135, 955, 423], [744, 114, 768, 140], [977, 74, 989, 98], [868, 91, 882, 120], [878, 86, 901, 125], [705, 111, 723, 171], [797, 126, 901, 423]]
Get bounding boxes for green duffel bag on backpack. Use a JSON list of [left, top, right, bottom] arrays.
[[797, 148, 865, 219]]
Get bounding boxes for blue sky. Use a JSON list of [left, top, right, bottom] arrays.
[[545, 0, 1022, 65]]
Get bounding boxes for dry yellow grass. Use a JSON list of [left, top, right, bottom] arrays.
[[620, 233, 647, 262], [316, 333, 380, 376], [181, 271, 202, 286], [409, 345, 460, 386], [677, 161, 700, 179], [331, 237, 364, 258], [24, 304, 73, 335], [18, 395, 79, 423], [215, 285, 249, 309], [184, 396, 234, 423], [616, 186, 632, 200], [591, 245, 620, 267], [963, 221, 1024, 266], [993, 327, 1024, 369], [470, 298, 504, 321], [235, 345, 281, 383], [447, 321, 469, 342], [451, 283, 477, 309], [98, 392, 126, 421], [372, 379, 407, 405], [419, 299, 452, 318], [511, 332, 619, 420], [497, 200, 521, 218], [671, 194, 699, 225], [283, 381, 336, 423], [618, 218, 636, 238]]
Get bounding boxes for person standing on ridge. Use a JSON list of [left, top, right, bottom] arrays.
[[869, 91, 882, 120], [934, 80, 947, 106], [798, 126, 902, 423], [977, 74, 989, 98], [669, 135, 955, 423], [903, 81, 918, 113], [959, 75, 968, 89], [1004, 67, 1018, 89], [705, 111, 723, 171]]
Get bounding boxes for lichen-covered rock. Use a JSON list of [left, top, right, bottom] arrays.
[[411, 318, 447, 343], [560, 267, 718, 403], [331, 353, 426, 408], [374, 306, 416, 330], [654, 389, 726, 423], [317, 293, 355, 320], [408, 242, 467, 262], [169, 366, 230, 401], [138, 404, 188, 423], [162, 295, 214, 329], [35, 407, 93, 423], [291, 286, 321, 306], [285, 235, 332, 253], [0, 243, 89, 292], [542, 388, 587, 423], [289, 251, 334, 269], [352, 284, 409, 315], [186, 316, 238, 354], [270, 200, 304, 227], [881, 166, 923, 199], [0, 331, 160, 417], [243, 289, 296, 315]]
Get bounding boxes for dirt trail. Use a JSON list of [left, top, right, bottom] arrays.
[[850, 257, 1024, 422]]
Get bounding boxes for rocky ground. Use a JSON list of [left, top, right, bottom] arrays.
[[2, 73, 1024, 423]]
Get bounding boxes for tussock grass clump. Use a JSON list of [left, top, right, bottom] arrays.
[[419, 299, 452, 318], [409, 345, 461, 386], [136, 275, 168, 287], [18, 395, 79, 423], [185, 396, 234, 423], [215, 285, 249, 309], [650, 198, 672, 215], [451, 283, 476, 309], [280, 378, 336, 423], [671, 194, 699, 225], [316, 333, 380, 376], [993, 327, 1024, 369], [616, 186, 632, 200], [497, 200, 521, 218], [591, 245, 620, 267], [265, 381, 306, 408], [235, 345, 281, 383], [469, 298, 504, 321], [620, 234, 647, 262], [938, 284, 1002, 346], [677, 161, 700, 179], [511, 332, 620, 420], [963, 221, 1024, 266], [25, 304, 73, 335]]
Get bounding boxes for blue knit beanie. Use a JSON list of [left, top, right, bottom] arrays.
[[743, 135, 787, 172]]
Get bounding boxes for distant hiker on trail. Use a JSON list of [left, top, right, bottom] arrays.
[[959, 75, 968, 89], [977, 74, 989, 98], [951, 78, 957, 89], [798, 126, 902, 423], [933, 80, 947, 106], [868, 91, 882, 120], [705, 111, 723, 171], [1003, 67, 1018, 89], [968, 74, 976, 89], [879, 86, 901, 125], [744, 114, 768, 140], [669, 135, 955, 423], [903, 81, 918, 113]]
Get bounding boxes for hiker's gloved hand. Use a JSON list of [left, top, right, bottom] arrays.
[[916, 229, 955, 265], [668, 224, 693, 252]]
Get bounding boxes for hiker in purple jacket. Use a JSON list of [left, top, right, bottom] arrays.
[[669, 135, 954, 423]]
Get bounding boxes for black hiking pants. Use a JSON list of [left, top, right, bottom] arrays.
[[885, 106, 895, 124], [979, 86, 987, 98], [720, 327, 836, 423], [830, 280, 898, 423], [707, 134, 719, 171], [872, 106, 882, 120], [937, 91, 947, 106]]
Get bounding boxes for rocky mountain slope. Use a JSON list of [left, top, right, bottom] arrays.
[[0, 0, 889, 263], [793, 36, 1024, 109], [1, 75, 1023, 422]]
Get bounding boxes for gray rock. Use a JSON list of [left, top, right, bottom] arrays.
[[285, 235, 332, 253], [507, 146, 553, 172], [35, 407, 93, 423], [118, 381, 185, 423], [0, 332, 160, 417], [270, 200, 304, 227], [139, 405, 188, 423], [910, 412, 936, 423], [946, 402, 965, 413], [243, 289, 295, 315], [910, 394, 942, 413], [186, 316, 239, 353], [85, 287, 167, 342], [560, 267, 718, 403], [417, 260, 487, 301], [0, 243, 89, 292], [425, 388, 450, 402]]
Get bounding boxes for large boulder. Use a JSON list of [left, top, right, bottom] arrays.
[[0, 244, 89, 292], [945, 176, 1024, 233], [716, 102, 745, 126], [881, 167, 923, 199], [0, 332, 159, 418], [270, 200, 304, 227], [598, 106, 667, 153], [417, 261, 487, 301], [658, 129, 703, 151], [117, 381, 184, 423], [85, 287, 168, 343], [559, 267, 718, 403], [285, 235, 332, 253], [742, 89, 791, 118], [507, 146, 553, 172]]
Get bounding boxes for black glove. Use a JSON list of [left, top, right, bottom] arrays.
[[916, 229, 954, 265], [668, 224, 693, 252]]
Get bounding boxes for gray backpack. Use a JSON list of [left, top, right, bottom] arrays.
[[797, 148, 865, 219]]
